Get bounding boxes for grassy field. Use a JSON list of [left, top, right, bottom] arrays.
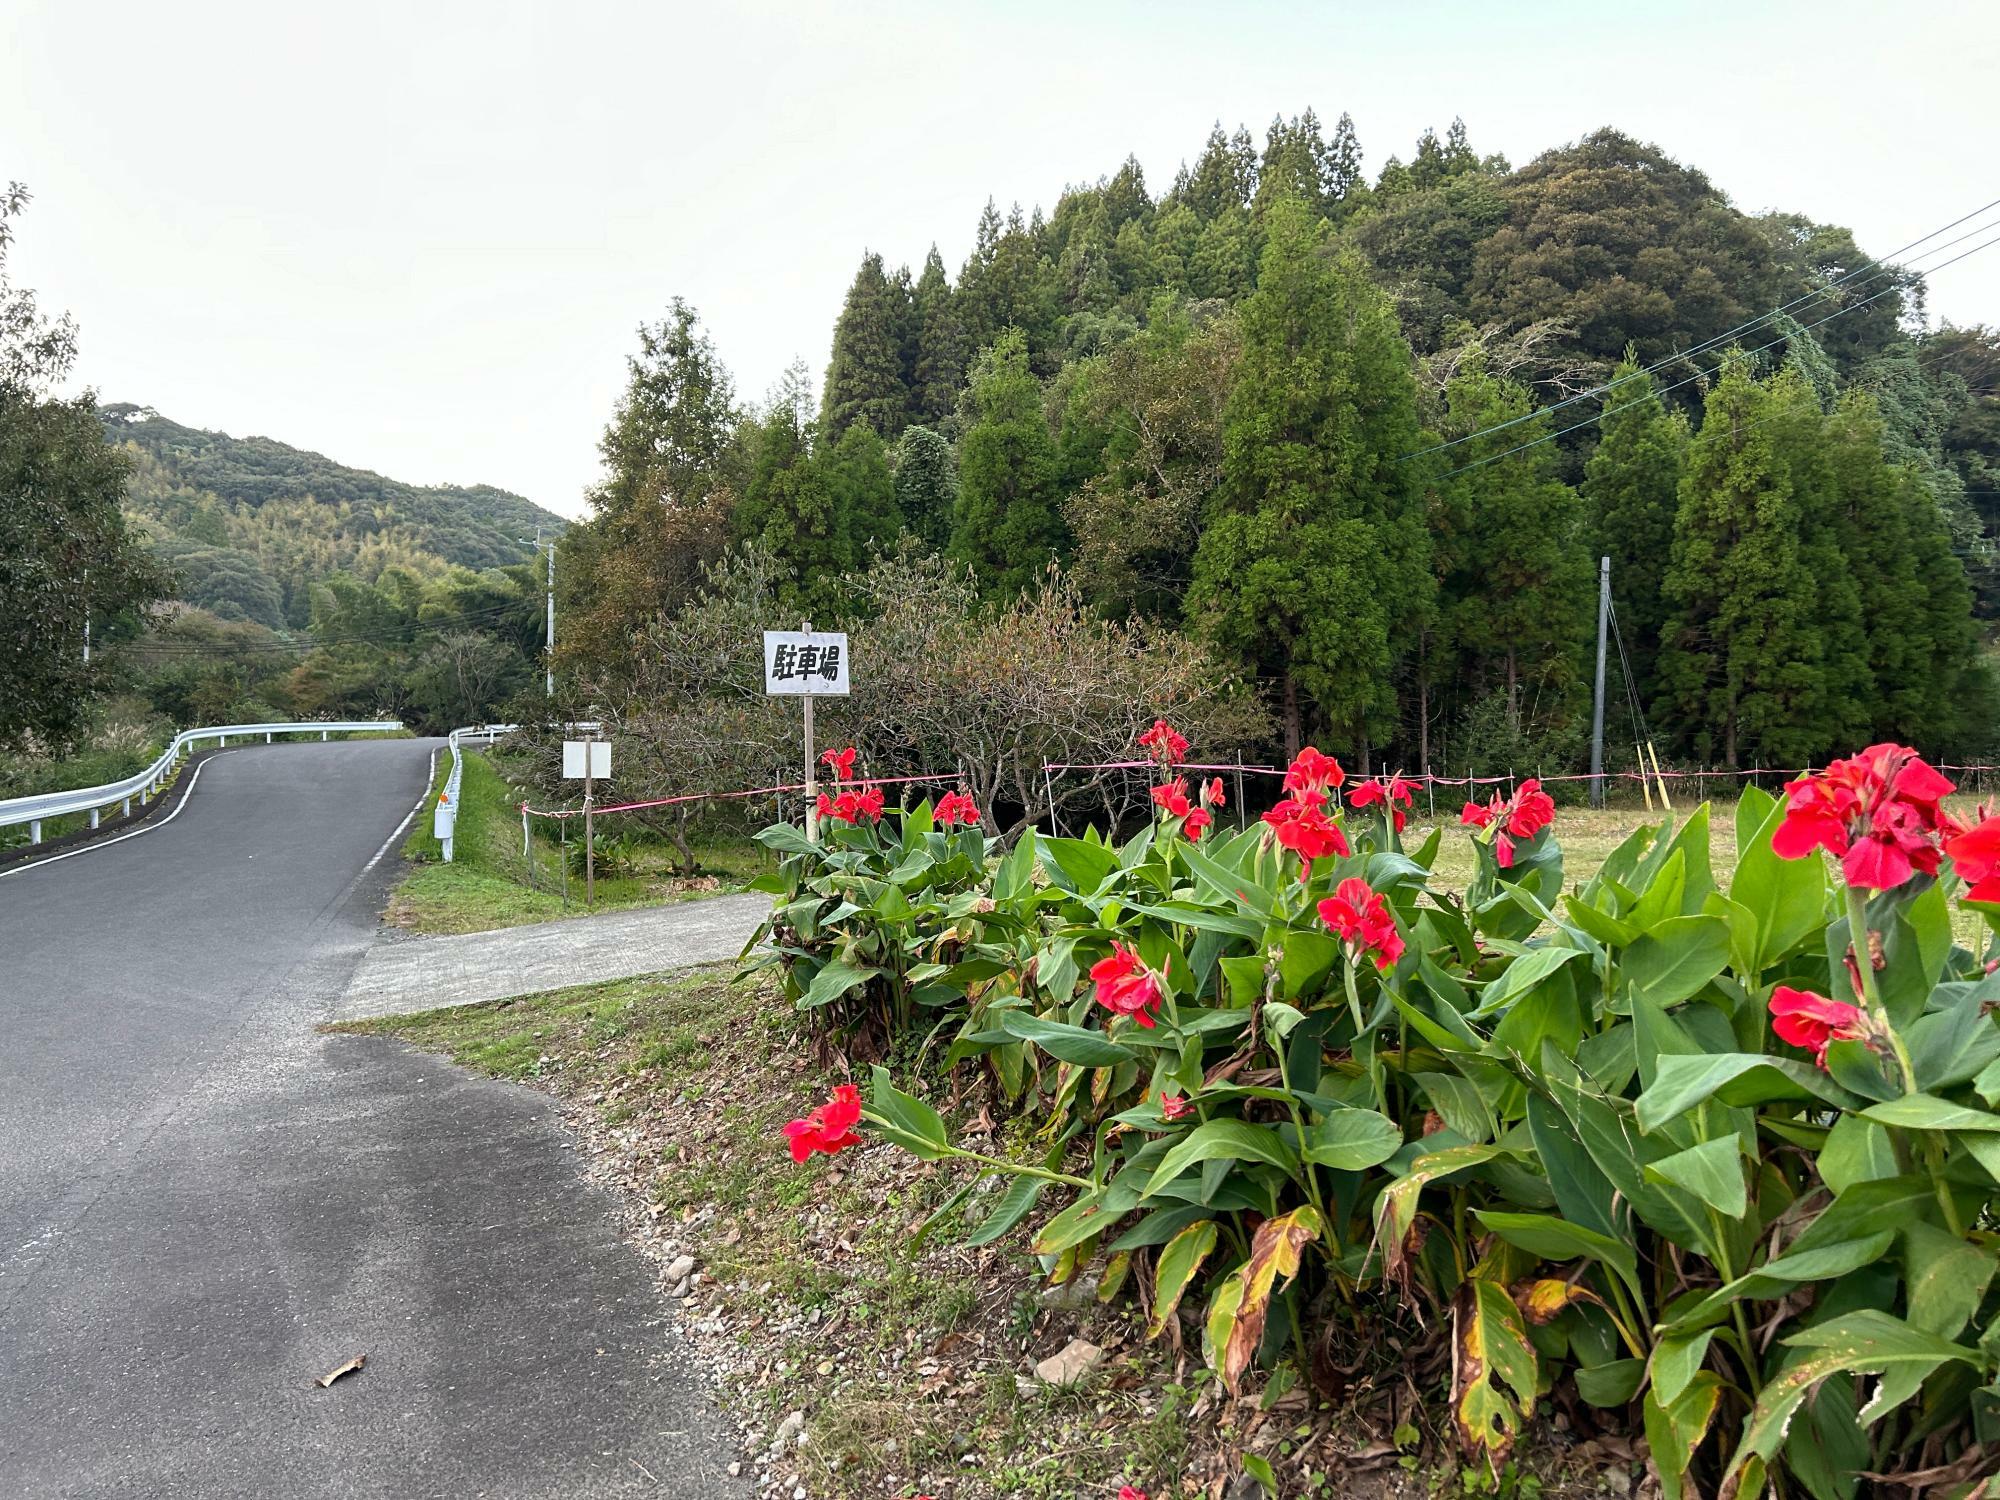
[[386, 748, 764, 935]]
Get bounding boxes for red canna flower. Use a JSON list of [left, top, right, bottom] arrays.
[[1119, 1486, 1148, 1500], [1160, 1092, 1191, 1121], [1150, 776, 1193, 818], [1772, 744, 1959, 891], [819, 786, 887, 825], [934, 790, 981, 828], [1350, 776, 1416, 833], [1263, 795, 1351, 875], [1463, 781, 1556, 867], [1283, 746, 1345, 804], [1504, 779, 1555, 839], [1202, 777, 1226, 808], [1183, 807, 1213, 842], [783, 1083, 864, 1161], [1090, 941, 1164, 1028], [1137, 719, 1189, 768], [819, 746, 858, 783], [1317, 876, 1405, 972], [1768, 985, 1868, 1069], [1945, 814, 2000, 903]]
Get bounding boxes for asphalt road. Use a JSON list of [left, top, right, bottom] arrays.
[[0, 740, 748, 1499]]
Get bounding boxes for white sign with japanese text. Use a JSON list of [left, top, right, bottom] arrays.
[[763, 630, 850, 695]]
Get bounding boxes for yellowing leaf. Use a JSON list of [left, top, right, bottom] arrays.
[[1514, 1277, 1603, 1325], [1453, 1279, 1537, 1473], [1148, 1219, 1219, 1339]]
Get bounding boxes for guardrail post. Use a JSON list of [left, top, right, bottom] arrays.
[[122, 798, 131, 817], [321, 730, 328, 741], [89, 808, 100, 829], [30, 820, 40, 844], [219, 734, 227, 747], [265, 732, 272, 744]]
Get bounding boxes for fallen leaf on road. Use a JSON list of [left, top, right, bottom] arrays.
[[317, 1354, 367, 1388]]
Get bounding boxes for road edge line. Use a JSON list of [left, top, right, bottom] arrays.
[[0, 752, 233, 882]]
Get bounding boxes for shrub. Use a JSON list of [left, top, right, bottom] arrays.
[[766, 733, 2000, 1498]]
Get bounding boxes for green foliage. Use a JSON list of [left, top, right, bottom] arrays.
[[949, 329, 1066, 595], [1186, 199, 1431, 752], [893, 425, 957, 552], [0, 186, 167, 752], [1657, 362, 1838, 767], [1432, 360, 1591, 747], [1465, 130, 1796, 369], [822, 252, 913, 444], [1582, 357, 1687, 700]]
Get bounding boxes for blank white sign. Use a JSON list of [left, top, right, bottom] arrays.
[[562, 740, 611, 779]]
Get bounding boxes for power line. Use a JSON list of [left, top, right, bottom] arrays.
[[1431, 228, 2000, 482], [1400, 194, 2000, 463]]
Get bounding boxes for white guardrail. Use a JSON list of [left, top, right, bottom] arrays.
[[0, 720, 404, 844], [434, 724, 517, 862]]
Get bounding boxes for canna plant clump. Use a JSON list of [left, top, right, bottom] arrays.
[[756, 727, 2000, 1499]]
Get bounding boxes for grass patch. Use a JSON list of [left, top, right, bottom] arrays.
[[385, 748, 763, 935]]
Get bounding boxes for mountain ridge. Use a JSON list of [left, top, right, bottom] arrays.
[[100, 401, 564, 629]]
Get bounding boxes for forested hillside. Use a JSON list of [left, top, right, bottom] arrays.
[[555, 118, 2000, 785], [104, 402, 561, 628]]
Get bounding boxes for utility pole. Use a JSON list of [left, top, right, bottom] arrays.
[[1591, 555, 1610, 808], [540, 529, 555, 697]]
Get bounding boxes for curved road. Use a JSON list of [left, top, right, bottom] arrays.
[[0, 740, 745, 1499]]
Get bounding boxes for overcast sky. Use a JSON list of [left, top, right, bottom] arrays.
[[4, 0, 1996, 520]]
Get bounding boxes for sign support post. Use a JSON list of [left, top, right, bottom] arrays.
[[800, 619, 818, 843], [561, 733, 611, 908], [584, 728, 597, 908]]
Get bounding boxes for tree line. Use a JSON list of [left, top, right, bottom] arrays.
[[557, 117, 2000, 775]]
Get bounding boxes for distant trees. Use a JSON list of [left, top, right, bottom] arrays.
[[1581, 357, 1687, 698], [533, 113, 1995, 779], [1656, 359, 1986, 767]]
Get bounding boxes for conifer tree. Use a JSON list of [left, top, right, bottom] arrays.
[[894, 425, 957, 550], [1327, 112, 1363, 204], [822, 252, 912, 443], [822, 421, 901, 563], [1185, 198, 1431, 757], [1181, 123, 1252, 220], [733, 362, 814, 549], [1581, 355, 1687, 699], [909, 247, 966, 429], [1436, 362, 1591, 735], [1655, 361, 1826, 767], [1765, 366, 1871, 752], [949, 328, 1065, 595], [1823, 392, 1987, 748]]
